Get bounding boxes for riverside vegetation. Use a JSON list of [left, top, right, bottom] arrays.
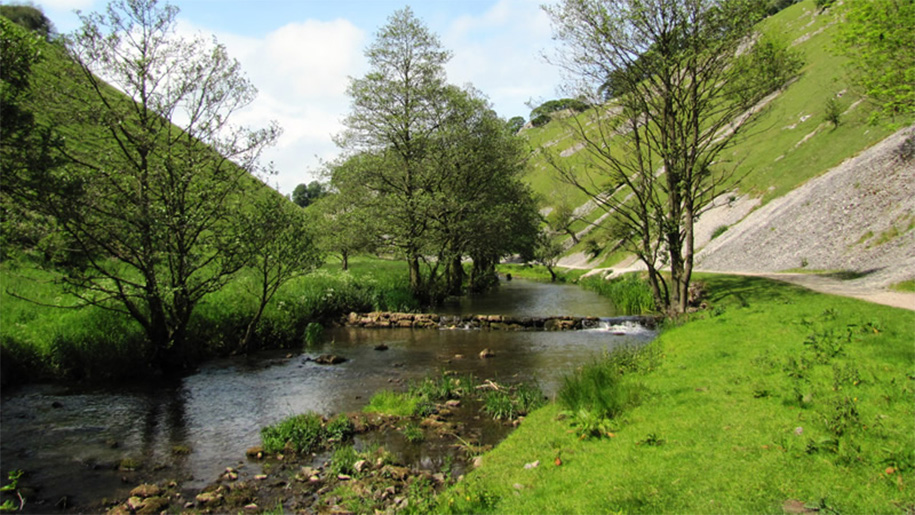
[[86, 274, 913, 513]]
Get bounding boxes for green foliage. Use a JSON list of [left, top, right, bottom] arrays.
[[824, 97, 842, 128], [260, 412, 355, 456], [303, 322, 323, 347], [325, 414, 355, 444], [482, 389, 517, 420], [0, 4, 54, 38], [579, 273, 656, 315], [0, 469, 24, 512], [506, 116, 525, 134], [401, 422, 425, 443], [529, 98, 590, 123], [260, 413, 326, 454], [836, 0, 915, 122], [290, 181, 327, 208], [408, 372, 469, 402]]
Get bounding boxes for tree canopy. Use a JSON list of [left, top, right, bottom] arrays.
[[336, 8, 539, 301]]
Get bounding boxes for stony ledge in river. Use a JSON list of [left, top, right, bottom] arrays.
[[344, 311, 660, 331]]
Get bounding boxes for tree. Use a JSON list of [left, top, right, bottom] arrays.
[[544, 0, 801, 314], [533, 230, 564, 282], [7, 0, 279, 369], [290, 180, 327, 208], [431, 87, 540, 294], [0, 4, 55, 39], [236, 192, 323, 352], [337, 7, 451, 301], [312, 154, 382, 271], [835, 0, 915, 123], [507, 116, 526, 134]]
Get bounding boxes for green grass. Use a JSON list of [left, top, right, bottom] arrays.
[[363, 391, 422, 417], [496, 263, 587, 283], [578, 273, 656, 315], [437, 275, 915, 513], [891, 280, 915, 292], [0, 255, 418, 382]]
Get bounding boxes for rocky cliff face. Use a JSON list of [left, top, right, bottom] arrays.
[[696, 125, 915, 288]]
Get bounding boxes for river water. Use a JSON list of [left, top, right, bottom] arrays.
[[0, 278, 655, 512]]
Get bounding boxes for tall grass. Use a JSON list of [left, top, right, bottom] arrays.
[[579, 273, 656, 314], [557, 346, 651, 437], [0, 256, 419, 383]]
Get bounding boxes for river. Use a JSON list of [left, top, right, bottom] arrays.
[[0, 278, 655, 512]]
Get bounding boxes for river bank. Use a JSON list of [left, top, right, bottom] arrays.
[[0, 276, 652, 513], [437, 274, 915, 513]]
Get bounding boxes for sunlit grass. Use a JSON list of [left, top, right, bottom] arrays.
[[438, 274, 915, 513]]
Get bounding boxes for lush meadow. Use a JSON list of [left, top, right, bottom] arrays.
[[439, 275, 914, 513]]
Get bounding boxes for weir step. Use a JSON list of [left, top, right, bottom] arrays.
[[343, 312, 659, 331]]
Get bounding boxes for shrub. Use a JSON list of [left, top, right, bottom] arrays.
[[825, 97, 842, 128]]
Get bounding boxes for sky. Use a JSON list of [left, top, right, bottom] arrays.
[[32, 0, 564, 194]]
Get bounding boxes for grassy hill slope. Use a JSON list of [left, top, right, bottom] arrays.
[[520, 0, 912, 267]]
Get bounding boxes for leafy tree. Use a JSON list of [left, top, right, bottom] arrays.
[[312, 154, 382, 270], [549, 201, 580, 244], [0, 3, 55, 39], [337, 7, 451, 301], [290, 180, 327, 208], [426, 86, 539, 294], [835, 0, 915, 123], [507, 116, 526, 134], [236, 192, 323, 352], [533, 230, 564, 282], [6, 0, 279, 369], [544, 0, 802, 314]]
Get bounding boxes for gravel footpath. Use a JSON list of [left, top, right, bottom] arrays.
[[568, 125, 915, 311]]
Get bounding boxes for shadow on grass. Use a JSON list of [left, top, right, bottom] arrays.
[[697, 274, 814, 308]]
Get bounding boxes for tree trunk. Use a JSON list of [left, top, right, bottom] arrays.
[[341, 250, 349, 271]]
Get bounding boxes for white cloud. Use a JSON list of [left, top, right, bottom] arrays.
[[176, 17, 366, 193], [442, 0, 560, 120]]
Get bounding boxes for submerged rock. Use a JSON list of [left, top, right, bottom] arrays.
[[313, 354, 347, 365]]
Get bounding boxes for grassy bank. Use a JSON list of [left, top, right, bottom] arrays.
[[0, 256, 417, 383], [438, 275, 914, 513], [496, 263, 588, 283]]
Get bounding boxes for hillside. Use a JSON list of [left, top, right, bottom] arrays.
[[519, 0, 915, 285]]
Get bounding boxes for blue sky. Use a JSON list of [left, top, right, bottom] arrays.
[[33, 0, 563, 193]]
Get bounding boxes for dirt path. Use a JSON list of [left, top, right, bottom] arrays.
[[572, 264, 914, 312]]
